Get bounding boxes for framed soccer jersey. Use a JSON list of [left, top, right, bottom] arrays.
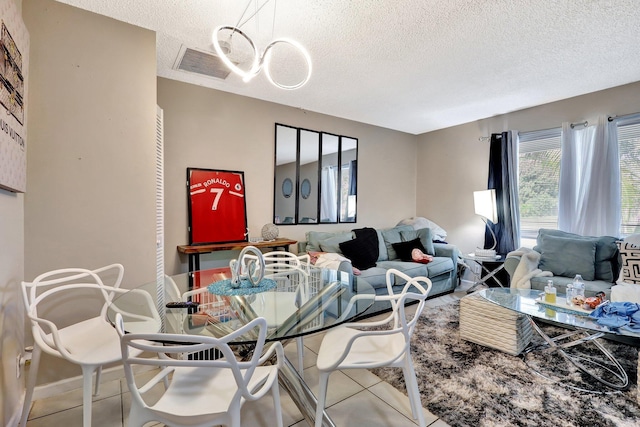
[[187, 168, 248, 245]]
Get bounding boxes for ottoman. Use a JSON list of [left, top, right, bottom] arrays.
[[459, 291, 533, 356]]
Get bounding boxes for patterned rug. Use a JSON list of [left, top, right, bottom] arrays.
[[371, 301, 640, 427]]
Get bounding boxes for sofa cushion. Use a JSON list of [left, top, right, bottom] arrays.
[[617, 241, 640, 285], [357, 267, 389, 289], [381, 225, 414, 260], [376, 261, 427, 285], [318, 233, 353, 254], [425, 257, 455, 278], [306, 231, 353, 252], [535, 229, 619, 282], [401, 227, 435, 255], [391, 238, 427, 262], [538, 234, 597, 281], [339, 236, 378, 270]]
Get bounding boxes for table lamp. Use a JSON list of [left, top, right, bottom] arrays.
[[473, 189, 498, 257]]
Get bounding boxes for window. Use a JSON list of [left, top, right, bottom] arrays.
[[617, 119, 640, 236], [517, 128, 562, 247], [518, 115, 640, 244]]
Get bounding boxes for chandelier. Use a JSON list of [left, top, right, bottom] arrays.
[[212, 0, 312, 90]]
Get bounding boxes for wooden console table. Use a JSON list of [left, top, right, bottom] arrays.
[[177, 238, 298, 272]]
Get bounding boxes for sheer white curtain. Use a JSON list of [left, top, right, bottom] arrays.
[[320, 166, 337, 222], [506, 131, 521, 248], [558, 115, 620, 236]]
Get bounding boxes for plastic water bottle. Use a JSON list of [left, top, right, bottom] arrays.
[[573, 274, 585, 301], [566, 281, 574, 305]]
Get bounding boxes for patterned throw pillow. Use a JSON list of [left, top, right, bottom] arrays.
[[617, 241, 640, 284]]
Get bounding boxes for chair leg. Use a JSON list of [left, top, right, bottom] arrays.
[[272, 377, 284, 427], [19, 344, 41, 427], [81, 366, 96, 427], [296, 337, 304, 375], [403, 358, 425, 427], [94, 366, 102, 395], [314, 371, 329, 427]]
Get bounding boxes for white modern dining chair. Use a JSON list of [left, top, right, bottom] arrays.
[[115, 313, 285, 427], [313, 268, 432, 427], [19, 264, 140, 427], [248, 251, 313, 374]]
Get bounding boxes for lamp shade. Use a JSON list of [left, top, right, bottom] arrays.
[[473, 189, 498, 224]]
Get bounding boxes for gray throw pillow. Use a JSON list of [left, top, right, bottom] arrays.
[[401, 227, 435, 256], [306, 231, 353, 252], [381, 225, 413, 260], [538, 234, 597, 281], [318, 233, 353, 254]]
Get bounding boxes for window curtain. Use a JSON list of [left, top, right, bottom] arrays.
[[558, 116, 620, 236], [320, 166, 337, 222], [486, 131, 520, 254]]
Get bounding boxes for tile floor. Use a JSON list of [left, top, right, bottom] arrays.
[[24, 282, 474, 427]]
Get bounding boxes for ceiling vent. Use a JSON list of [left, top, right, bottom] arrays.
[[174, 46, 232, 80]]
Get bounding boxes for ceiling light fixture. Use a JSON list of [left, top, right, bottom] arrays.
[[212, 0, 312, 90]]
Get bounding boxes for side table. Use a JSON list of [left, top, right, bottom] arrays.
[[461, 253, 506, 293]]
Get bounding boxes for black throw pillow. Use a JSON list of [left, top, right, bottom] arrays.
[[339, 237, 378, 270], [391, 238, 428, 262]]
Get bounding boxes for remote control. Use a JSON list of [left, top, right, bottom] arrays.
[[165, 301, 198, 309]]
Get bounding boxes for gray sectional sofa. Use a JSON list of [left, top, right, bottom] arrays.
[[299, 224, 460, 316]]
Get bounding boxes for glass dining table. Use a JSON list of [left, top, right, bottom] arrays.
[[107, 266, 375, 427]]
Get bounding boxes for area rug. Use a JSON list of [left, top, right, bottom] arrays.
[[370, 301, 640, 427]]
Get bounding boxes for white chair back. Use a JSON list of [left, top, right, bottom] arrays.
[[116, 314, 284, 427]]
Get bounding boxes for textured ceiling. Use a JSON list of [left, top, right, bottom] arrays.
[[56, 0, 640, 135]]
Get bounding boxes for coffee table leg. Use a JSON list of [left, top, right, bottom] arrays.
[[279, 356, 336, 427], [525, 317, 629, 391]]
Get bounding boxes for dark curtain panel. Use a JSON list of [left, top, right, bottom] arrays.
[[485, 132, 518, 255]]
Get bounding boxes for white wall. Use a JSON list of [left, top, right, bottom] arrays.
[[0, 188, 25, 425], [417, 80, 640, 255], [0, 0, 26, 424], [22, 0, 157, 386], [158, 78, 418, 274]]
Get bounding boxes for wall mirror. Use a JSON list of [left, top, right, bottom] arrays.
[[298, 129, 320, 223], [274, 125, 297, 224], [340, 137, 358, 222], [274, 123, 358, 225], [320, 133, 339, 223]]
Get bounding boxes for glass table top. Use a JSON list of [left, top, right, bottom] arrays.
[[107, 267, 375, 344], [479, 288, 640, 339]]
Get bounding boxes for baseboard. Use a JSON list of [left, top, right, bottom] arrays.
[[32, 364, 156, 400]]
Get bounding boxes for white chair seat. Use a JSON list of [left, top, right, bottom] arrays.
[[153, 365, 276, 417], [317, 326, 407, 370], [48, 317, 122, 365]]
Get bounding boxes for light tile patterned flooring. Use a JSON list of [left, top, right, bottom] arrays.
[[24, 284, 472, 427]]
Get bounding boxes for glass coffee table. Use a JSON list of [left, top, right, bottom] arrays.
[[479, 288, 640, 391]]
